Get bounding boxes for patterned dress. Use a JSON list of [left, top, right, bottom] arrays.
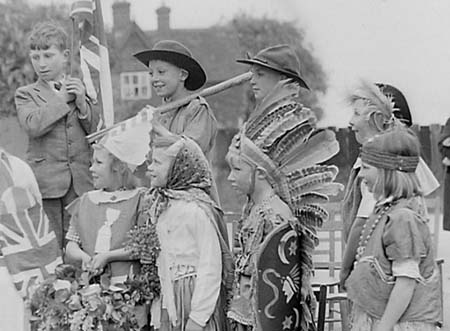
[[66, 188, 145, 283]]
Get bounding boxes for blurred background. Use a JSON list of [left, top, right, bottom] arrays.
[[0, 0, 449, 212]]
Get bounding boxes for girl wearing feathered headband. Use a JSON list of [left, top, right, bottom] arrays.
[[345, 128, 442, 331], [340, 81, 439, 288]]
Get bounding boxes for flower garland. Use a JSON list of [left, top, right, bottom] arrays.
[[124, 221, 161, 305], [28, 264, 140, 331]]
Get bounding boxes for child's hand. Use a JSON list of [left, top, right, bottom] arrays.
[[64, 76, 87, 114], [185, 318, 203, 331], [90, 252, 110, 275], [81, 254, 92, 271]]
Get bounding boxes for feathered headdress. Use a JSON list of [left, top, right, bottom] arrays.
[[228, 88, 343, 331], [228, 91, 343, 236]]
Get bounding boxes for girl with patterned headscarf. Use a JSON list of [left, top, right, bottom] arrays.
[[141, 123, 233, 331]]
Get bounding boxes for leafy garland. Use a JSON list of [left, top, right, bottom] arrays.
[[29, 220, 161, 331], [124, 222, 161, 305]]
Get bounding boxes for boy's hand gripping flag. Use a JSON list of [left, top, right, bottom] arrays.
[[70, 0, 114, 128]]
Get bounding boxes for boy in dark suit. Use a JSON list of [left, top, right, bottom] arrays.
[[15, 21, 100, 249]]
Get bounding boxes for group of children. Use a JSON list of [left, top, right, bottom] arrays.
[[0, 19, 445, 331]]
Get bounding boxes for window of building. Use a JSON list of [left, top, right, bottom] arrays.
[[120, 71, 151, 100]]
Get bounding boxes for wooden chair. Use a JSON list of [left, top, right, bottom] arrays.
[[312, 202, 350, 331]]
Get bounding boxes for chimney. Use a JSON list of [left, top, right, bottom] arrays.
[[112, 1, 131, 33], [156, 5, 171, 33]]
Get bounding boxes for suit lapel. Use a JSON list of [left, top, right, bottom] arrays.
[[32, 79, 56, 104]]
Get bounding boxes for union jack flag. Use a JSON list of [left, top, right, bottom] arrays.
[[70, 0, 114, 128], [0, 186, 62, 297]]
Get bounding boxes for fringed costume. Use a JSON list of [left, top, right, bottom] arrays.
[[143, 136, 234, 331], [226, 80, 342, 331]]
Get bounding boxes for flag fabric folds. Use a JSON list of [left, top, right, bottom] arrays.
[[0, 155, 62, 298], [70, 0, 114, 128]]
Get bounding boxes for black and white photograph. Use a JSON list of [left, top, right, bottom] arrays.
[[0, 0, 449, 330]]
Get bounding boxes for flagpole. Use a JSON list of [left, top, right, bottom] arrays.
[[86, 71, 252, 143], [70, 16, 76, 76]]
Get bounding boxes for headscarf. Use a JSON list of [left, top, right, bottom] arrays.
[[144, 136, 215, 221], [143, 134, 234, 322]]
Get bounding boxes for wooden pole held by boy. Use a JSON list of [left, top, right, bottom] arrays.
[[86, 71, 252, 143]]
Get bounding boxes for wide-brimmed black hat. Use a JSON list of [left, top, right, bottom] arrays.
[[133, 40, 206, 91], [236, 44, 309, 90], [376, 83, 412, 127]]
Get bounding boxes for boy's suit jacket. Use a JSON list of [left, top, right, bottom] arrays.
[[15, 78, 100, 199]]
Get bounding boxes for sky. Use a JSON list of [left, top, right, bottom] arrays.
[[25, 0, 450, 127]]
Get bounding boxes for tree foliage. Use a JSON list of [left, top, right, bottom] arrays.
[[0, 0, 70, 117], [229, 14, 326, 119]]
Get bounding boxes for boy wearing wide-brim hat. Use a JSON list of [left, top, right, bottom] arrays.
[[134, 40, 217, 158], [236, 44, 311, 127], [226, 44, 317, 330]]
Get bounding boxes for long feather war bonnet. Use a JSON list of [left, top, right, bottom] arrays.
[[228, 88, 343, 232]]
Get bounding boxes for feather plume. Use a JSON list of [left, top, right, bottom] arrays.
[[269, 120, 316, 160], [301, 182, 344, 197], [291, 192, 329, 207], [287, 165, 339, 182], [255, 107, 315, 150], [245, 102, 297, 140], [281, 129, 340, 172], [288, 171, 338, 195], [347, 79, 395, 120], [295, 204, 329, 229]]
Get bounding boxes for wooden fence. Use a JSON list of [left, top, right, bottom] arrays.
[[215, 124, 446, 212]]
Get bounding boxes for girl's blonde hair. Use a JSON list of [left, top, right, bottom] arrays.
[[92, 143, 139, 190], [363, 128, 422, 200]]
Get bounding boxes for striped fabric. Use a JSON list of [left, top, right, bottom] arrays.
[[70, 0, 114, 128]]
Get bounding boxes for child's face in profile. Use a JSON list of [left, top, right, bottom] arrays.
[[29, 44, 68, 82], [349, 99, 380, 145], [148, 60, 187, 99], [226, 153, 254, 196], [146, 148, 172, 188], [90, 148, 116, 191], [360, 161, 378, 193], [250, 64, 283, 102]]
